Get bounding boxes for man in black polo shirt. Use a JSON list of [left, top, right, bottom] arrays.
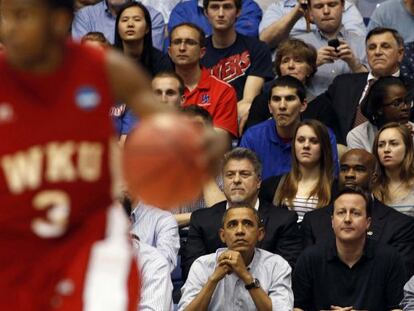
[[293, 188, 406, 311]]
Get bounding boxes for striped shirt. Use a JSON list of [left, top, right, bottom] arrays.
[[130, 203, 180, 272], [287, 196, 319, 223], [132, 240, 174, 311]]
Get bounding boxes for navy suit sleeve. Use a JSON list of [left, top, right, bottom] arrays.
[[300, 212, 316, 248], [272, 210, 302, 269], [258, 176, 281, 204], [181, 210, 208, 281], [388, 214, 414, 278], [385, 250, 407, 308], [307, 82, 344, 144]]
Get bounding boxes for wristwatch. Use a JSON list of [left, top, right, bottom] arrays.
[[245, 278, 260, 290]]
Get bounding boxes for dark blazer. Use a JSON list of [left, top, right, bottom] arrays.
[[181, 200, 302, 280], [311, 72, 414, 144], [310, 73, 368, 144], [301, 199, 414, 277]]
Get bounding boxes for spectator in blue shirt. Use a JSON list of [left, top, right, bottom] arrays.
[[240, 76, 338, 179], [168, 0, 262, 39]]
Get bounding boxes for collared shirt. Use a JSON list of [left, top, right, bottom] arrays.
[[178, 248, 293, 311], [226, 199, 260, 211], [296, 27, 367, 96], [401, 275, 414, 310], [130, 203, 180, 272], [239, 119, 339, 179], [360, 70, 400, 103], [183, 68, 238, 137], [132, 240, 174, 311], [293, 239, 406, 310], [259, 0, 366, 58], [71, 0, 165, 50]]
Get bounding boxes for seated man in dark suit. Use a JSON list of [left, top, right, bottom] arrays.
[[181, 147, 302, 280], [301, 148, 414, 276], [309, 27, 414, 144]]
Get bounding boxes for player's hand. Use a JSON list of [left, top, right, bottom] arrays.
[[218, 250, 250, 281], [200, 126, 228, 175], [317, 46, 337, 66]]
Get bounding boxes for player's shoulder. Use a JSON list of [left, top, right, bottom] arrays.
[[67, 40, 106, 61]]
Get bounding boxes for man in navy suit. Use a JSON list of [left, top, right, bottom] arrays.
[[181, 147, 302, 280], [302, 148, 414, 276], [309, 27, 414, 144]]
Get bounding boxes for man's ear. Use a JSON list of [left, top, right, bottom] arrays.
[[236, 8, 242, 19], [366, 216, 372, 231], [300, 99, 308, 113], [257, 227, 265, 242], [200, 47, 207, 59], [219, 228, 226, 243]]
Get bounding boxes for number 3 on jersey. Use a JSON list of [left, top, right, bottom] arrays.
[[31, 190, 71, 238]]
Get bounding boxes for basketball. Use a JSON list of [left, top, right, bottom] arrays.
[[122, 114, 210, 209]]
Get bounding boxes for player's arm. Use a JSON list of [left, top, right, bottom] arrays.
[[105, 49, 170, 117]]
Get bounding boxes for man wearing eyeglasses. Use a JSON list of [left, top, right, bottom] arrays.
[[168, 22, 239, 141]]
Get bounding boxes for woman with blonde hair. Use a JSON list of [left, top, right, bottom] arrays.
[[373, 122, 414, 217], [260, 119, 336, 222]]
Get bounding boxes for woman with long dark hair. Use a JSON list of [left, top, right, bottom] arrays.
[[114, 2, 172, 76], [260, 119, 335, 222], [112, 2, 173, 142]]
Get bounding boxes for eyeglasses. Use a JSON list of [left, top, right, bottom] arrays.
[[170, 38, 199, 47], [383, 97, 414, 108]]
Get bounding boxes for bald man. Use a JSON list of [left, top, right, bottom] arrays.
[[301, 148, 414, 277]]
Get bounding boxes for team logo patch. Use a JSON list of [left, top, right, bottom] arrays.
[[201, 94, 210, 104], [75, 87, 101, 111], [0, 102, 14, 123]]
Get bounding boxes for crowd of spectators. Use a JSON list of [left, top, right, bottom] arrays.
[[71, 0, 414, 309]]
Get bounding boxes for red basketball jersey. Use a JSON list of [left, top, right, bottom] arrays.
[[0, 42, 138, 310]]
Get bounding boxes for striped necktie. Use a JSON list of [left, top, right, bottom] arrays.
[[353, 78, 375, 128]]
